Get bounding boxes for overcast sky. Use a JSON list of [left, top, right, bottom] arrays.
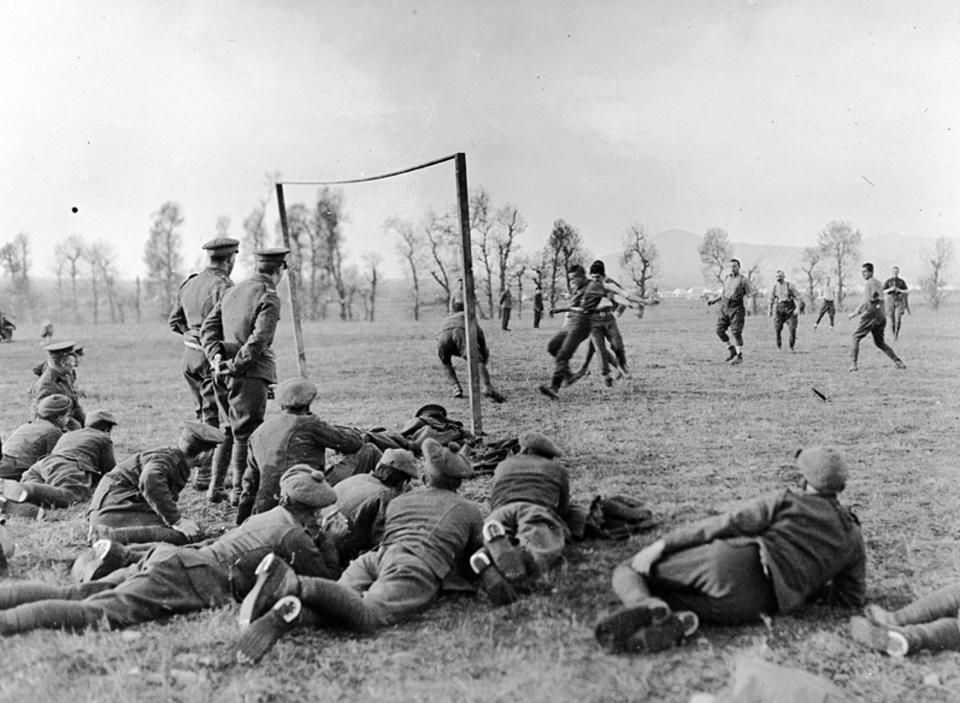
[[1, 0, 957, 278]]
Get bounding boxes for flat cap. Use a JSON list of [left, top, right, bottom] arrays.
[[36, 394, 73, 419], [255, 247, 290, 268], [415, 403, 447, 420], [181, 421, 225, 446], [377, 448, 419, 478], [519, 432, 562, 459], [797, 445, 849, 494], [279, 464, 337, 508], [202, 237, 240, 254], [277, 377, 317, 407], [422, 438, 473, 479], [87, 409, 118, 427], [44, 340, 76, 355]]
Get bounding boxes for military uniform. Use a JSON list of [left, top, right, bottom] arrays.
[[168, 241, 236, 427], [435, 309, 504, 401], [331, 473, 401, 565], [30, 366, 83, 429], [88, 447, 194, 538], [19, 426, 116, 508], [0, 506, 339, 634], [715, 273, 752, 348], [851, 275, 903, 369], [0, 418, 63, 480], [241, 412, 370, 519], [533, 289, 544, 329], [499, 288, 513, 330], [883, 272, 908, 340], [769, 278, 801, 350], [201, 247, 289, 503]]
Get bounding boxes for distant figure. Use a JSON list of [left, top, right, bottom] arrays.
[[883, 266, 909, 341], [848, 263, 905, 372], [814, 278, 836, 331], [499, 287, 513, 331], [0, 311, 14, 342], [39, 321, 53, 342], [768, 270, 801, 351], [706, 258, 753, 366], [533, 286, 544, 329]]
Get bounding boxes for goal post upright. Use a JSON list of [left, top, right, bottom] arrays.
[[454, 152, 483, 435], [275, 182, 309, 379]]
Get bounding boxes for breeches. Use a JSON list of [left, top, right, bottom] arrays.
[[337, 547, 441, 627], [716, 306, 746, 345], [222, 376, 269, 440], [182, 348, 223, 427], [486, 502, 567, 575], [649, 540, 777, 624], [852, 312, 887, 348], [437, 328, 490, 365]]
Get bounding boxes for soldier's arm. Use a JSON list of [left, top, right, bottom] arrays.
[[279, 529, 342, 579], [99, 439, 117, 474], [200, 300, 226, 364], [311, 419, 365, 455], [139, 456, 183, 527], [232, 290, 281, 374], [660, 492, 782, 555], [168, 299, 187, 335]]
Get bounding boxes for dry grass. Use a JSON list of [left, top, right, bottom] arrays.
[[0, 300, 958, 703]]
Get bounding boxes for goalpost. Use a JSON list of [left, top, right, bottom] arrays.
[[274, 152, 486, 434]]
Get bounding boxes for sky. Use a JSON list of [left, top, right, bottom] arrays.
[[1, 0, 957, 280]]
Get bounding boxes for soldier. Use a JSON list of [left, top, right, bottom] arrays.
[[0, 465, 340, 636], [30, 341, 84, 429], [594, 446, 865, 654], [329, 448, 419, 566], [0, 410, 117, 516], [201, 247, 290, 505], [499, 286, 513, 331], [707, 258, 753, 365], [848, 262, 906, 371], [436, 300, 506, 402], [470, 432, 572, 606], [532, 285, 544, 329], [168, 237, 239, 489], [237, 377, 381, 524], [768, 270, 802, 351], [232, 438, 483, 664], [32, 343, 84, 379], [87, 422, 226, 545], [850, 582, 960, 657], [0, 394, 72, 480], [813, 277, 837, 330], [883, 265, 909, 341]]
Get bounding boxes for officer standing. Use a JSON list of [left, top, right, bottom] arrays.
[[201, 247, 290, 505], [768, 270, 802, 351], [168, 237, 238, 491]]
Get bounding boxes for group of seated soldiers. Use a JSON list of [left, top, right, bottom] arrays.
[[0, 346, 948, 665]]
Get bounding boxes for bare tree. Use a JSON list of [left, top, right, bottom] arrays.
[[388, 217, 425, 320], [84, 240, 127, 324], [620, 223, 660, 297], [920, 236, 955, 310], [361, 251, 382, 321], [0, 233, 32, 318], [495, 204, 525, 301], [513, 258, 528, 320], [698, 227, 732, 285], [215, 216, 230, 238], [799, 247, 822, 308], [144, 201, 185, 317], [50, 247, 66, 314], [470, 189, 497, 317], [242, 171, 280, 269], [544, 219, 585, 307], [744, 261, 764, 315], [422, 208, 459, 306], [55, 234, 85, 317], [817, 220, 862, 308], [280, 203, 313, 317], [314, 187, 350, 321]]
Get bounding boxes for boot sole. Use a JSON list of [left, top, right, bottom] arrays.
[[237, 554, 296, 628], [595, 601, 672, 650]]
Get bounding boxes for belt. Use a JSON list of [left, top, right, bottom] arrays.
[[183, 340, 203, 351]]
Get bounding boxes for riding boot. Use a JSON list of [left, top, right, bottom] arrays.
[[0, 600, 107, 635], [0, 580, 111, 609], [22, 483, 74, 509], [298, 577, 379, 633], [207, 433, 234, 504], [229, 440, 250, 508]]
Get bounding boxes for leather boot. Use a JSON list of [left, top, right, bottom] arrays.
[[0, 600, 107, 635], [207, 433, 234, 504], [22, 483, 74, 509], [193, 448, 214, 491], [443, 365, 463, 398], [229, 440, 250, 507]]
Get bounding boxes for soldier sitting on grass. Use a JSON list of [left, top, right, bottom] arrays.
[[87, 422, 226, 545], [0, 465, 340, 636], [470, 432, 573, 605], [0, 410, 117, 518], [30, 341, 85, 430], [232, 438, 483, 664], [594, 446, 866, 654], [0, 394, 73, 480]]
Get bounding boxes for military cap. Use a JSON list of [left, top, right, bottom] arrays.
[[422, 438, 473, 479], [202, 237, 240, 255], [181, 421, 225, 447], [87, 409, 118, 427], [73, 344, 84, 357], [519, 432, 562, 459], [377, 448, 419, 478], [255, 247, 291, 269], [44, 340, 76, 355], [589, 260, 606, 276], [277, 377, 317, 407], [796, 445, 849, 494], [36, 394, 73, 419], [415, 403, 447, 420], [279, 464, 337, 508]]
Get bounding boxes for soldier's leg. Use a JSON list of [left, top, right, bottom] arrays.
[[512, 505, 566, 585], [605, 318, 628, 375], [204, 377, 233, 495], [873, 582, 960, 627], [546, 313, 591, 392], [774, 312, 784, 348], [325, 444, 383, 487], [588, 324, 612, 383], [546, 329, 567, 358], [182, 351, 205, 423], [595, 559, 672, 650], [815, 304, 827, 326], [851, 616, 960, 656], [871, 324, 904, 367], [788, 313, 798, 349], [0, 580, 114, 609], [850, 317, 871, 369], [227, 377, 268, 507], [348, 551, 440, 628], [716, 313, 736, 361], [827, 302, 835, 327], [93, 524, 189, 546], [0, 599, 108, 635]]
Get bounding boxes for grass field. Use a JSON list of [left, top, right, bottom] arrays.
[[0, 299, 958, 703]]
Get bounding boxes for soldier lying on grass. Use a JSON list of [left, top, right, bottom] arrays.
[[594, 446, 866, 654], [850, 583, 960, 657], [0, 465, 340, 636]]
